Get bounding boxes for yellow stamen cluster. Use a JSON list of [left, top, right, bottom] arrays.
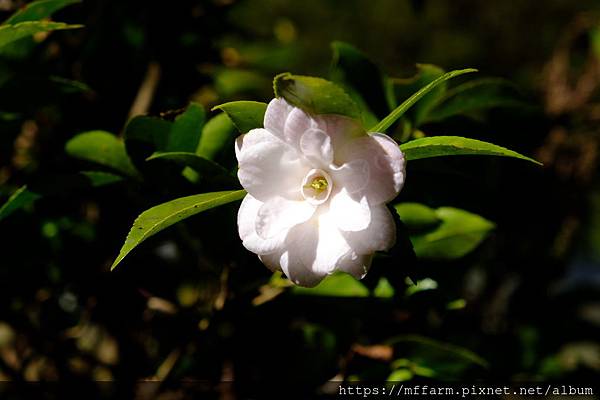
[[309, 177, 328, 192]]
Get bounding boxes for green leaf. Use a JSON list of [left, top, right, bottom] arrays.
[[111, 190, 246, 270], [166, 102, 205, 153], [424, 78, 530, 123], [291, 272, 369, 297], [124, 115, 172, 167], [394, 202, 440, 230], [65, 130, 140, 178], [146, 152, 231, 178], [0, 185, 41, 221], [330, 41, 394, 117], [400, 135, 542, 165], [4, 0, 80, 24], [371, 68, 477, 133], [0, 21, 82, 50], [196, 113, 237, 161], [79, 171, 123, 186], [290, 273, 393, 298], [212, 101, 267, 133], [392, 64, 447, 126], [409, 207, 495, 260], [273, 72, 362, 120]]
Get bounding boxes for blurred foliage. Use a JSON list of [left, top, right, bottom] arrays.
[[0, 0, 599, 398]]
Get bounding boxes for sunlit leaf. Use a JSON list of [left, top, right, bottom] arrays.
[[394, 202, 440, 231], [273, 72, 362, 120], [0, 21, 82, 50], [371, 68, 477, 133], [212, 101, 267, 133], [196, 113, 237, 161], [400, 135, 541, 164], [111, 190, 246, 270], [291, 272, 369, 297], [409, 207, 495, 260], [65, 131, 140, 178]]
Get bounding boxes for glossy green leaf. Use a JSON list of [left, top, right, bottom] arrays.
[[212, 101, 267, 133], [424, 78, 530, 123], [124, 115, 172, 167], [394, 202, 440, 230], [79, 171, 123, 186], [0, 21, 82, 50], [4, 0, 80, 24], [65, 130, 140, 178], [196, 113, 237, 161], [371, 68, 477, 133], [291, 273, 393, 298], [410, 207, 495, 260], [392, 64, 446, 126], [273, 72, 362, 120], [291, 272, 369, 297], [166, 102, 205, 153], [331, 41, 393, 117], [400, 135, 541, 164], [111, 190, 246, 270]]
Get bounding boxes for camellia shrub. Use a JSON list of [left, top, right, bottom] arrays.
[[0, 0, 554, 390]]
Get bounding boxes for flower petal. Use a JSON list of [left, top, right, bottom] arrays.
[[279, 222, 324, 287], [284, 107, 316, 149], [237, 130, 308, 201], [314, 114, 365, 160], [329, 188, 371, 232], [299, 128, 333, 167], [338, 133, 406, 205], [264, 98, 293, 137], [256, 196, 315, 239], [331, 159, 370, 194], [341, 205, 396, 255], [237, 195, 287, 255], [337, 253, 373, 280]]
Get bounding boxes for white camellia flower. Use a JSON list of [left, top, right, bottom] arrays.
[[235, 98, 406, 287]]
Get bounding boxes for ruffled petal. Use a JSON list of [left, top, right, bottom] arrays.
[[341, 204, 396, 255], [314, 114, 365, 160], [237, 194, 287, 255], [264, 98, 293, 137], [237, 130, 309, 201], [279, 222, 324, 287], [330, 159, 370, 194], [284, 107, 316, 149], [299, 128, 333, 168], [337, 133, 405, 205], [336, 253, 373, 280], [329, 188, 371, 232], [256, 196, 315, 238]]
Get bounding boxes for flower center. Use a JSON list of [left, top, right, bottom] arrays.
[[301, 169, 332, 205]]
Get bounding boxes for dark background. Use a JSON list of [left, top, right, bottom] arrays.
[[0, 0, 599, 398]]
